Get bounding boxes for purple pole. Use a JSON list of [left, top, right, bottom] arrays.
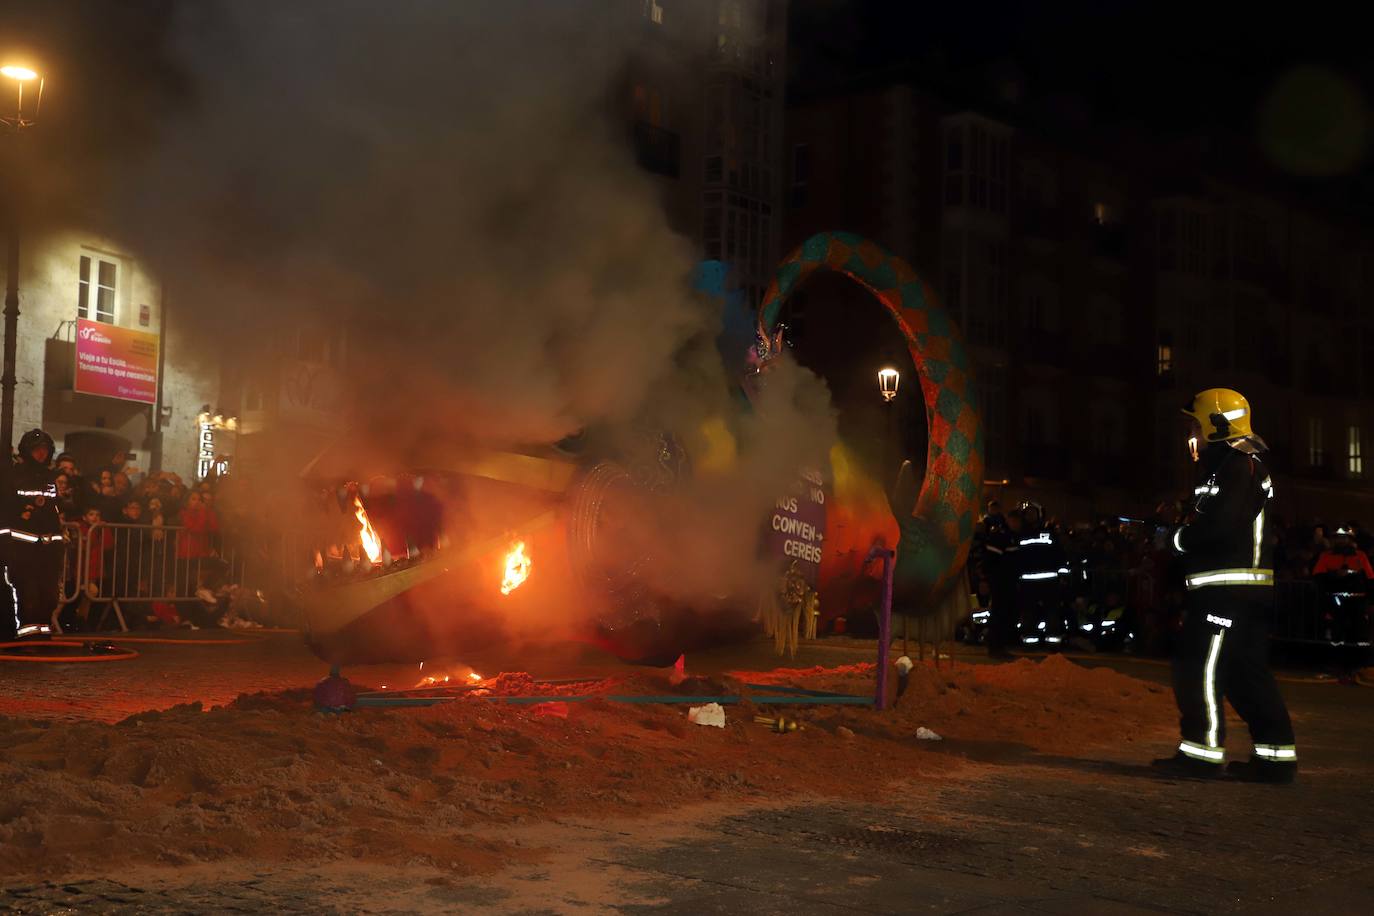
[[867, 545, 895, 710]]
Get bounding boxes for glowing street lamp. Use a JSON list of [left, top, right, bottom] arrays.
[[877, 367, 900, 402], [1, 63, 43, 130], [2, 61, 44, 453]]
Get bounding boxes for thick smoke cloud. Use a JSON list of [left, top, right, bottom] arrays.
[[16, 1, 840, 614], [119, 0, 723, 450]]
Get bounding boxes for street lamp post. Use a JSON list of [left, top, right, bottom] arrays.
[[877, 365, 901, 478], [877, 366, 900, 403], [1, 63, 43, 455], [877, 365, 905, 652]]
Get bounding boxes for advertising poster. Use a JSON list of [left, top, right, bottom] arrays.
[[74, 318, 159, 404]]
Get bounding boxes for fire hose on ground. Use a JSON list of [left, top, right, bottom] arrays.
[[0, 640, 140, 663], [0, 630, 282, 663]]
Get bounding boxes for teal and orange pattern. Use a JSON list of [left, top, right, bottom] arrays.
[[756, 231, 985, 603]]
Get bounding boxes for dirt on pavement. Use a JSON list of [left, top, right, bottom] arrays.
[[0, 655, 1176, 881]]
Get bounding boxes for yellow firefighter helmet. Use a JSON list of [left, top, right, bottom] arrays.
[[1181, 388, 1253, 442]]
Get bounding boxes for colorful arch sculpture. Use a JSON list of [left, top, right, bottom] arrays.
[[756, 231, 985, 606]]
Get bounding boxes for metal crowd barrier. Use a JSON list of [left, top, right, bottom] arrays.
[[49, 521, 259, 634], [57, 521, 84, 606], [1080, 569, 1131, 605], [1272, 580, 1322, 643], [1270, 578, 1371, 648]]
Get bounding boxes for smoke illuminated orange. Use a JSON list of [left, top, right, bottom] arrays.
[[353, 496, 383, 564], [500, 541, 531, 595]]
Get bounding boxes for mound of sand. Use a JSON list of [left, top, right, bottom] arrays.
[[0, 656, 1174, 878]]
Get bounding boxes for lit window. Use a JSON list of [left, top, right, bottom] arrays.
[[1156, 344, 1172, 375], [1350, 426, 1364, 476], [645, 0, 663, 24], [77, 255, 117, 324], [1308, 418, 1325, 467]]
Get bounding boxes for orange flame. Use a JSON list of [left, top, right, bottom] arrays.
[[500, 541, 531, 595], [353, 496, 383, 565], [414, 669, 483, 688]]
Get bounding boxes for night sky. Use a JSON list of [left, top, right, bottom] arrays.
[[790, 0, 1374, 202], [5, 0, 1374, 207]]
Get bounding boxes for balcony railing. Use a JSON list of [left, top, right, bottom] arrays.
[[51, 319, 76, 342]]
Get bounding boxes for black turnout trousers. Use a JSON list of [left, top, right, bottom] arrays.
[[988, 575, 1018, 650], [1172, 584, 1295, 761], [8, 543, 64, 630]]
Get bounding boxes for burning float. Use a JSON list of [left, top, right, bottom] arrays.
[[298, 232, 984, 669], [298, 432, 741, 666]]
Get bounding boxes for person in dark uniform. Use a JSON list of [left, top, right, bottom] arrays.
[[1, 429, 65, 640], [1312, 526, 1373, 677], [981, 499, 1006, 536], [1152, 389, 1296, 784], [983, 507, 1023, 658], [1015, 501, 1070, 647]]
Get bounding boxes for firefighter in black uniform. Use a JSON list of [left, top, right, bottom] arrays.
[[1152, 389, 1297, 783], [1, 429, 64, 641], [1015, 501, 1070, 646], [983, 508, 1023, 659]]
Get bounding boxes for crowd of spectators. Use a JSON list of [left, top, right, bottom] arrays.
[[50, 449, 221, 538], [968, 500, 1374, 658], [38, 450, 260, 631]]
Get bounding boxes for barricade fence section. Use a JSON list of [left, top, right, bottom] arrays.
[[77, 522, 246, 604], [1272, 578, 1371, 648], [1273, 580, 1322, 643], [44, 523, 1355, 643], [58, 522, 83, 605], [49, 521, 315, 633]]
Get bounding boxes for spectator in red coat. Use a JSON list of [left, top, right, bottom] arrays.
[[1312, 527, 1374, 580], [174, 490, 220, 597], [175, 491, 221, 560], [81, 507, 115, 586]]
